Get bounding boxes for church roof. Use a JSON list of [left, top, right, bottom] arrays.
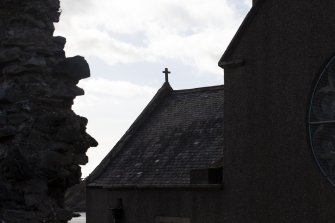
[[87, 83, 224, 188]]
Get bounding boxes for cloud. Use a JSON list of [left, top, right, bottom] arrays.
[[73, 78, 156, 176], [77, 77, 155, 99], [55, 0, 251, 77], [55, 0, 252, 176]]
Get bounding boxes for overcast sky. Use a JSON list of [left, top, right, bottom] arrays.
[[54, 0, 252, 177]]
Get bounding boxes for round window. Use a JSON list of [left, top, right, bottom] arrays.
[[310, 56, 335, 186]]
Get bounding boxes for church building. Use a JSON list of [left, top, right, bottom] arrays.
[[87, 0, 335, 222], [87, 81, 224, 223]]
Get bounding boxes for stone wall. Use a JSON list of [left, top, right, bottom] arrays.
[[0, 0, 97, 222]]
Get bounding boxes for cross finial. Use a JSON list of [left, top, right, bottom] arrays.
[[162, 68, 171, 83]]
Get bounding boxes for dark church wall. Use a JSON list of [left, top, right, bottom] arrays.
[[87, 188, 224, 223], [223, 0, 335, 222]]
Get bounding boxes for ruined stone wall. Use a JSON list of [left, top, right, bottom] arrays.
[[0, 0, 97, 222]]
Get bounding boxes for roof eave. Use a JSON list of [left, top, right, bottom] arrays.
[[87, 184, 223, 190]]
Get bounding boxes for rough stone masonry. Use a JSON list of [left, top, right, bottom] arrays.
[[0, 0, 97, 222]]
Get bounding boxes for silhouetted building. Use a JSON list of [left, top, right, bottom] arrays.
[[87, 83, 224, 223], [87, 0, 335, 222], [218, 0, 335, 221]]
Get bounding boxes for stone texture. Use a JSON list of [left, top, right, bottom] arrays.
[[0, 0, 97, 222]]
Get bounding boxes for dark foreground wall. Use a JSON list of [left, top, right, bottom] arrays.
[[222, 0, 335, 222], [87, 187, 224, 223], [0, 0, 97, 222]]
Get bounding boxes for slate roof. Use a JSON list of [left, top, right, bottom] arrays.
[[88, 83, 224, 187]]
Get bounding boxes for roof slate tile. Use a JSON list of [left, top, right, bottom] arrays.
[[88, 85, 224, 187]]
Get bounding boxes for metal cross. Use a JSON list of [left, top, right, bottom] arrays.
[[162, 68, 171, 83]]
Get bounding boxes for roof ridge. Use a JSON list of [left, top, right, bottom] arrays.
[[173, 85, 224, 94]]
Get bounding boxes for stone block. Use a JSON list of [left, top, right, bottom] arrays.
[[56, 209, 73, 221], [2, 64, 26, 75], [73, 154, 88, 165], [24, 56, 47, 67], [53, 36, 66, 49], [39, 150, 62, 175], [53, 56, 90, 80], [7, 113, 28, 124], [0, 47, 21, 64], [0, 126, 17, 138]]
